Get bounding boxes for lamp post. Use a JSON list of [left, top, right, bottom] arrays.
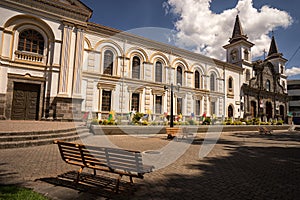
[[164, 83, 180, 127]]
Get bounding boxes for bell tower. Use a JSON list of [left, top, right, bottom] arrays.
[[223, 15, 254, 67], [265, 35, 287, 75]]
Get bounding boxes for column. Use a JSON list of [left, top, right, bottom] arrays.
[[72, 26, 85, 96], [59, 23, 73, 94]]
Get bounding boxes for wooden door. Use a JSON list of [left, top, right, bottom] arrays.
[[250, 101, 257, 117], [11, 83, 40, 120], [228, 105, 233, 118], [266, 101, 272, 120]]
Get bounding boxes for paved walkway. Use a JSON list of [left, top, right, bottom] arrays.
[[0, 122, 300, 199]]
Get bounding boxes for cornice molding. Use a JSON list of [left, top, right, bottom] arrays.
[[86, 22, 224, 65], [0, 0, 92, 23]]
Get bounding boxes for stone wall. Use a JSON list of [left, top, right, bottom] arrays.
[[51, 97, 84, 121]]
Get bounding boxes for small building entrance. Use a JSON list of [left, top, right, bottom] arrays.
[[11, 82, 41, 120], [266, 101, 273, 121]]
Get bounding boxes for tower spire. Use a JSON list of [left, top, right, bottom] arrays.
[[232, 15, 244, 38], [267, 35, 279, 57], [229, 15, 248, 44]]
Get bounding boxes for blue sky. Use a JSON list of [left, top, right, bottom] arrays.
[[81, 0, 300, 79]]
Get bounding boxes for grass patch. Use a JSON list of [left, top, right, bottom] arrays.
[[0, 185, 48, 200]]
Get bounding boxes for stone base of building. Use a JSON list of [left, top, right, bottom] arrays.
[[44, 96, 84, 121]]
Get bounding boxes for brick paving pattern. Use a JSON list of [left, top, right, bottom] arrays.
[[0, 122, 299, 199]]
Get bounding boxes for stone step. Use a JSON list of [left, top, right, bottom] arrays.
[[0, 127, 91, 149], [0, 126, 87, 136], [0, 128, 88, 142]]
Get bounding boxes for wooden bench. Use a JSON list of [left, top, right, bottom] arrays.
[[166, 127, 193, 140], [257, 126, 273, 135], [54, 140, 154, 192]]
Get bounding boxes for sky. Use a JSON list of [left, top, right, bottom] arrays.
[[80, 0, 300, 80]]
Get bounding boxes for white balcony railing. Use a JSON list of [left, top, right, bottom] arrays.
[[15, 50, 43, 63]]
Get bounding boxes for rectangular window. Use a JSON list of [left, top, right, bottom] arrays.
[[210, 102, 216, 115], [155, 96, 162, 114], [101, 90, 111, 112], [131, 93, 140, 112], [177, 98, 182, 115], [196, 100, 201, 115]]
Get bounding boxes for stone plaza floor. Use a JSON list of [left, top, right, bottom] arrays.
[[0, 123, 300, 199]]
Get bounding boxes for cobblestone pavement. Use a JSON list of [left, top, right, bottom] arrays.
[[0, 127, 300, 199]]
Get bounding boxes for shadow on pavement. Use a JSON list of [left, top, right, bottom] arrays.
[[39, 171, 138, 199], [232, 131, 300, 143], [134, 146, 300, 199], [0, 163, 19, 184]]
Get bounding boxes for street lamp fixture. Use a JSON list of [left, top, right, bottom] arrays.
[[164, 83, 180, 127]]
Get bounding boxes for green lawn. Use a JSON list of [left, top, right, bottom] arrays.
[[0, 185, 48, 200]]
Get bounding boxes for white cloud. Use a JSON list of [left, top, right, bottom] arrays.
[[286, 66, 300, 77], [166, 0, 293, 60]]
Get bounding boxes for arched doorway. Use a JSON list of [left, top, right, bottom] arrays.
[[250, 101, 257, 118], [266, 101, 272, 121], [228, 105, 233, 118]]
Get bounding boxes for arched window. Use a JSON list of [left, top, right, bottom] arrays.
[[282, 81, 286, 91], [228, 77, 233, 92], [155, 61, 162, 82], [132, 56, 140, 79], [210, 73, 216, 91], [228, 105, 233, 118], [103, 50, 113, 75], [246, 69, 250, 81], [230, 49, 238, 61], [266, 80, 271, 91], [244, 49, 249, 61], [195, 70, 200, 89], [18, 29, 44, 55], [177, 66, 183, 86]]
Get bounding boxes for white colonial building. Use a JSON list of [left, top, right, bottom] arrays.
[[0, 0, 288, 122]]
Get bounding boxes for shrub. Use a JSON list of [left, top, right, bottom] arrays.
[[233, 120, 242, 125], [108, 119, 116, 125], [187, 119, 197, 125], [90, 119, 99, 125], [202, 117, 211, 125], [253, 118, 260, 125], [142, 120, 149, 126], [132, 112, 144, 124], [277, 120, 284, 125], [102, 119, 109, 125], [179, 121, 187, 126], [150, 121, 158, 126]]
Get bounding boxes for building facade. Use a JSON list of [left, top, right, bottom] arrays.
[[0, 0, 288, 122], [288, 80, 300, 124]]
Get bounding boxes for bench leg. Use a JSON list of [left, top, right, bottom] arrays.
[[129, 176, 133, 185], [115, 174, 123, 193], [76, 166, 84, 183], [93, 169, 97, 176]]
